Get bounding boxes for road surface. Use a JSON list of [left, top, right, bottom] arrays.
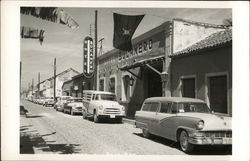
[[20, 100, 231, 155]]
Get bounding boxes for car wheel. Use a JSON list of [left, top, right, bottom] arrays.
[[70, 108, 74, 115], [179, 130, 194, 153], [93, 113, 99, 123], [82, 110, 87, 119], [142, 128, 151, 138]]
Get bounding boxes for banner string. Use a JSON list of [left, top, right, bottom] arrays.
[[110, 10, 173, 21]]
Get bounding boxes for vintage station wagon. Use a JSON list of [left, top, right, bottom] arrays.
[[135, 97, 232, 153]]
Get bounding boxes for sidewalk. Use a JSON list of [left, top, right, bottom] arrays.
[[20, 109, 53, 154], [122, 118, 135, 125]]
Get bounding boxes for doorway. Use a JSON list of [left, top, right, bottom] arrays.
[[208, 75, 228, 114]]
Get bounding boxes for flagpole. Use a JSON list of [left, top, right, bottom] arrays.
[[94, 10, 98, 90]]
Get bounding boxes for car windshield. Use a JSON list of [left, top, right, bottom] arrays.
[[96, 94, 116, 101], [177, 102, 211, 113], [73, 99, 82, 102]]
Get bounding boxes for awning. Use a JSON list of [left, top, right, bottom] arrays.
[[119, 55, 165, 71]]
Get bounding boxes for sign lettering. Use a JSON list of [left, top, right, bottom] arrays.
[[83, 36, 94, 78]]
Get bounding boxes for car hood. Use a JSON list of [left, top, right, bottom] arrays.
[[177, 112, 232, 131], [70, 102, 83, 106], [92, 100, 121, 107]]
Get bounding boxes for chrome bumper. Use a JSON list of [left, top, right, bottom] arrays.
[[188, 131, 232, 145]]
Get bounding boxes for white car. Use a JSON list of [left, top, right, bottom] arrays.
[[43, 97, 55, 107], [82, 90, 125, 123], [54, 96, 72, 112], [63, 98, 83, 115]]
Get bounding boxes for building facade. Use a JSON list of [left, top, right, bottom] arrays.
[[170, 29, 232, 116], [98, 19, 227, 118], [37, 68, 79, 98], [62, 73, 94, 97]]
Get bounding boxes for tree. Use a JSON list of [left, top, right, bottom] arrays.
[[222, 18, 232, 27]]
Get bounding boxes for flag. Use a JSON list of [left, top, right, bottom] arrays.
[[113, 13, 144, 51], [21, 26, 45, 45], [21, 7, 58, 23], [21, 7, 79, 29], [59, 9, 79, 29]]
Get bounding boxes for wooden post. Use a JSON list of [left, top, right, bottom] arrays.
[[94, 10, 98, 90], [54, 58, 56, 100]]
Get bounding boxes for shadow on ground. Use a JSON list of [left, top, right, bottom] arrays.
[[20, 127, 80, 154], [26, 115, 44, 118], [86, 118, 123, 124], [133, 132, 232, 155]]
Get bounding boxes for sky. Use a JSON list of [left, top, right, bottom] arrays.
[[21, 8, 232, 91]]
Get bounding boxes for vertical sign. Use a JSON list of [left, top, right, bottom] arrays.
[[83, 36, 94, 78]]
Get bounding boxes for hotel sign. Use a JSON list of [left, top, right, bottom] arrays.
[[83, 36, 94, 78]]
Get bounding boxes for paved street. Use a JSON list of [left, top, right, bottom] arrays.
[[20, 100, 231, 155]]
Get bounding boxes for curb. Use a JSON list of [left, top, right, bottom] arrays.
[[122, 118, 135, 125]]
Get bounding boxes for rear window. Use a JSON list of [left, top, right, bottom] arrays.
[[96, 94, 117, 101]]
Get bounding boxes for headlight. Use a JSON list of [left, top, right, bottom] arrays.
[[121, 106, 125, 111], [98, 105, 103, 110], [196, 120, 204, 130]]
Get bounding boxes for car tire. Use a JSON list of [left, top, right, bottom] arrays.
[[93, 113, 99, 123], [142, 128, 151, 138], [70, 108, 74, 115], [82, 110, 87, 119], [179, 130, 194, 153]]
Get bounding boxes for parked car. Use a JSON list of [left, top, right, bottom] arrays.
[[135, 97, 232, 153], [63, 98, 83, 115], [43, 97, 55, 107], [82, 90, 125, 123], [37, 97, 45, 105], [54, 96, 72, 112]]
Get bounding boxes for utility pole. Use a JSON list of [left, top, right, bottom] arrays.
[[20, 61, 22, 97], [98, 38, 104, 56], [38, 72, 40, 97], [32, 78, 34, 96], [54, 58, 56, 101], [94, 10, 98, 90], [90, 24, 92, 37]]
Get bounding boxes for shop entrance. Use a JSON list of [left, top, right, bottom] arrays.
[[145, 63, 163, 98], [208, 75, 228, 114]]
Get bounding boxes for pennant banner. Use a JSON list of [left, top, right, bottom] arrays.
[[21, 26, 45, 45], [21, 7, 79, 29], [113, 13, 144, 51]]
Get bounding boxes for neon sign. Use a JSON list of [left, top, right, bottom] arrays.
[[83, 36, 94, 78]]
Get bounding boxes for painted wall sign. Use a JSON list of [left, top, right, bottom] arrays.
[[83, 36, 94, 78]]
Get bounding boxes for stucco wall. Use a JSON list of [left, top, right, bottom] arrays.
[[171, 45, 232, 115], [173, 20, 225, 53]]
